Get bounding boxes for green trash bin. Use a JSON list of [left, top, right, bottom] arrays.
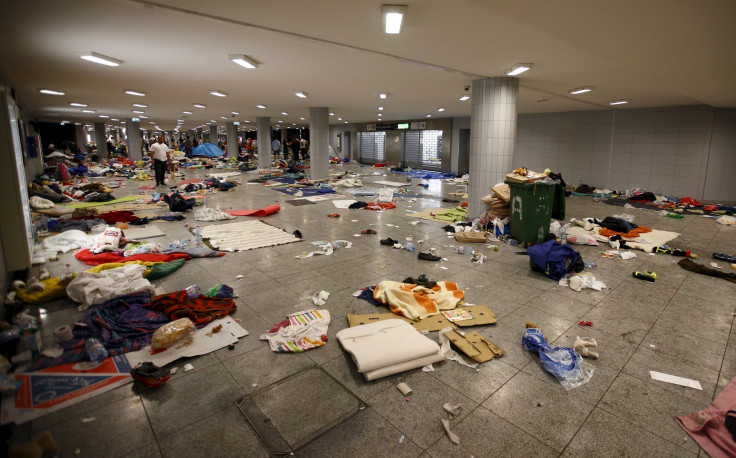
[[505, 180, 557, 245]]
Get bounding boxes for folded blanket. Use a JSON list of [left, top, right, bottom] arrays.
[[373, 280, 464, 320]]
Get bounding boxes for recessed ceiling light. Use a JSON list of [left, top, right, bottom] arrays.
[[39, 88, 65, 95], [378, 106, 384, 111], [337, 117, 343, 121], [382, 5, 406, 34], [177, 119, 184, 122], [69, 102, 87, 107], [426, 114, 432, 118], [295, 92, 307, 98], [140, 115, 149, 119], [132, 110, 145, 114], [99, 115, 109, 118], [231, 111, 240, 115], [133, 103, 147, 108], [459, 95, 470, 101], [329, 112, 335, 116], [243, 120, 251, 123], [111, 118, 119, 121], [569, 87, 593, 95], [210, 90, 227, 97], [81, 109, 96, 113], [379, 93, 388, 99], [344, 121, 348, 124], [124, 90, 146, 96], [220, 116, 228, 119], [278, 120, 283, 123], [534, 97, 548, 103], [257, 104, 267, 109], [437, 107, 445, 112], [292, 123, 296, 126], [378, 113, 382, 117], [281, 112, 288, 115], [229, 54, 258, 69], [193, 104, 206, 108], [609, 99, 629, 105], [81, 52, 123, 67], [299, 117, 305, 120], [505, 63, 533, 76], [183, 111, 193, 114]]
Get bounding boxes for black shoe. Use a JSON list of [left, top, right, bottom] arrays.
[[418, 251, 441, 261], [293, 230, 302, 239], [380, 238, 397, 246]]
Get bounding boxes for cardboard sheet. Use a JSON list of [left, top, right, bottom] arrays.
[[454, 231, 487, 243], [126, 317, 248, 368], [123, 225, 165, 239], [347, 305, 496, 331], [442, 330, 505, 362]]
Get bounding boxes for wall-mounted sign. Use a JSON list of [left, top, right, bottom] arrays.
[[397, 123, 410, 129]]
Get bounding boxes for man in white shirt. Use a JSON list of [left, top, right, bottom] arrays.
[[149, 136, 171, 187]]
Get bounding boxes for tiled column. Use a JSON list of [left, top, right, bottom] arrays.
[[125, 119, 142, 160], [226, 122, 239, 157], [256, 117, 270, 170], [209, 125, 218, 144], [468, 77, 519, 219], [196, 128, 203, 144], [309, 107, 329, 180], [93, 122, 108, 160]]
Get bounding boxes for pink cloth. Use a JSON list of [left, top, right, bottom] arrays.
[[675, 377, 736, 458], [224, 204, 280, 217]]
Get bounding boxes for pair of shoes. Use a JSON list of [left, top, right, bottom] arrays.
[[380, 238, 397, 246], [418, 251, 441, 261], [361, 229, 377, 234]]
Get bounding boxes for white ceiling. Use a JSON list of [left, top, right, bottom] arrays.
[[1, 0, 734, 133]]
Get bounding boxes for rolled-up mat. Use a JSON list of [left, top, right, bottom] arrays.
[[224, 204, 280, 217]]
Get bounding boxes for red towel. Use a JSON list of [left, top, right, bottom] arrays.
[[224, 204, 280, 217], [149, 290, 236, 325], [75, 248, 190, 266]]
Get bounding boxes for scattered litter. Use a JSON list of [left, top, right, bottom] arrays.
[[536, 402, 543, 407], [183, 363, 194, 372], [235, 274, 244, 279], [260, 309, 330, 352], [649, 344, 656, 349], [523, 325, 593, 389], [711, 262, 722, 269], [441, 419, 461, 445], [438, 327, 479, 369], [352, 290, 362, 297], [422, 364, 435, 372], [405, 397, 412, 402], [81, 417, 95, 423], [443, 402, 461, 418], [170, 367, 178, 374], [578, 321, 593, 326], [251, 383, 258, 388], [398, 435, 405, 444], [440, 266, 449, 270], [397, 382, 413, 396], [573, 337, 599, 358], [312, 290, 330, 306], [409, 221, 419, 225], [650, 371, 702, 390], [75, 448, 81, 455]]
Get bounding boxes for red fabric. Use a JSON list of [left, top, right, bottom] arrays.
[[675, 377, 736, 458], [75, 248, 190, 266], [148, 290, 236, 325], [224, 204, 280, 217], [704, 205, 718, 212], [364, 202, 396, 210], [57, 163, 70, 180], [679, 197, 702, 207], [71, 211, 139, 224]]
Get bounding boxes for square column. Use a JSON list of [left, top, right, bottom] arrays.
[[93, 122, 108, 160], [309, 107, 329, 180], [468, 77, 519, 219], [226, 122, 239, 157], [256, 117, 270, 171], [125, 119, 142, 160], [209, 125, 218, 144]]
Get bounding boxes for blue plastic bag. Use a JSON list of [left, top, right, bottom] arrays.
[[522, 328, 593, 390]]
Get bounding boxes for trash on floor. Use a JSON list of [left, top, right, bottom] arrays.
[[522, 324, 593, 390], [441, 418, 461, 445], [573, 337, 599, 358], [650, 371, 702, 390], [347, 304, 497, 332], [441, 328, 504, 364], [675, 376, 736, 457], [260, 309, 330, 353], [295, 240, 352, 258], [311, 290, 330, 306], [397, 382, 413, 396]]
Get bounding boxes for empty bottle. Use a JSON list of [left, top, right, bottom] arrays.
[[86, 338, 108, 364], [559, 224, 567, 245], [185, 284, 201, 298], [193, 226, 203, 248], [0, 326, 21, 344], [62, 264, 74, 280], [537, 227, 544, 243], [402, 241, 416, 252]]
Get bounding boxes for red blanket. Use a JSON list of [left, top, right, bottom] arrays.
[[75, 248, 190, 266], [149, 290, 236, 325], [224, 204, 280, 217]]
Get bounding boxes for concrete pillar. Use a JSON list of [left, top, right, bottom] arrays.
[[126, 119, 143, 161], [256, 117, 270, 170], [226, 122, 239, 157], [309, 107, 329, 180], [93, 122, 108, 160], [468, 77, 519, 219], [74, 124, 87, 153], [196, 128, 203, 144], [209, 125, 218, 144]]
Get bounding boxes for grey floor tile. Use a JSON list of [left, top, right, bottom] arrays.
[[41, 396, 155, 457], [598, 373, 703, 453], [482, 371, 595, 452], [579, 306, 652, 345], [298, 407, 423, 458], [526, 290, 595, 321], [642, 324, 726, 373], [550, 324, 638, 371], [141, 363, 244, 437], [158, 405, 268, 458], [223, 345, 315, 393], [562, 407, 695, 458], [501, 305, 578, 344], [427, 358, 518, 404], [320, 352, 403, 402], [368, 370, 477, 449], [426, 405, 558, 457], [120, 442, 163, 458]]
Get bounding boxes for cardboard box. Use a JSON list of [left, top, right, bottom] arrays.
[[442, 330, 505, 362], [347, 305, 497, 331], [454, 231, 487, 243]]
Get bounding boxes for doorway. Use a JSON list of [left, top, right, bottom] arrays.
[[458, 128, 470, 175]]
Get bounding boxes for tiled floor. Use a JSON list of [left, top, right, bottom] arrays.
[[11, 163, 736, 457]]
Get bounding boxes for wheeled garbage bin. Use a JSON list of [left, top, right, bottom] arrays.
[[505, 180, 561, 245]]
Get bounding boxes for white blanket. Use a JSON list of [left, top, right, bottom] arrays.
[[66, 264, 154, 311], [566, 223, 679, 253], [41, 230, 95, 254], [336, 319, 443, 374]]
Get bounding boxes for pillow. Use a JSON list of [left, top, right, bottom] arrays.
[[566, 233, 599, 245]]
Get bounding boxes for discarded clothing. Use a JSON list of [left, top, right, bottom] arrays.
[[14, 275, 75, 304], [193, 207, 236, 221], [223, 204, 281, 217], [598, 216, 638, 233], [348, 201, 369, 209], [41, 230, 95, 254], [628, 191, 656, 202], [527, 240, 583, 281], [29, 196, 55, 209], [75, 248, 191, 266], [149, 290, 236, 326], [67, 264, 155, 311], [163, 192, 196, 212], [48, 218, 105, 232], [676, 377, 736, 458], [401, 274, 436, 288], [373, 280, 464, 321], [336, 319, 444, 381], [161, 246, 225, 258], [129, 215, 186, 225], [678, 258, 736, 284], [260, 309, 330, 353]]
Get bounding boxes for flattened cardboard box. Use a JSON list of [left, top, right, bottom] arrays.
[[454, 231, 487, 243], [347, 305, 497, 332], [442, 329, 505, 362]]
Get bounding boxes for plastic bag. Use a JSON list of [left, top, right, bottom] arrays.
[[90, 227, 123, 254], [151, 318, 195, 350], [522, 328, 593, 390]]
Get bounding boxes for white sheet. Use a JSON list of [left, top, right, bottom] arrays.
[[566, 223, 679, 253], [336, 319, 441, 373], [200, 220, 300, 251], [66, 264, 154, 311]]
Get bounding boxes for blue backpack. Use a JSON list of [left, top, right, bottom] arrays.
[[527, 240, 583, 281]]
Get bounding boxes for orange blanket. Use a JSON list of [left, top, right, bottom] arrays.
[[373, 281, 464, 320], [599, 226, 652, 239]]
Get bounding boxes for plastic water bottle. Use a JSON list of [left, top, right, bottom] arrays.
[[186, 284, 201, 298], [537, 227, 544, 243], [62, 264, 74, 280], [403, 241, 416, 252], [86, 338, 108, 363], [0, 326, 21, 344], [559, 225, 567, 245], [193, 226, 203, 248]]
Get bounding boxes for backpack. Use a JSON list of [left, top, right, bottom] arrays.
[[527, 240, 583, 281], [163, 192, 195, 212]]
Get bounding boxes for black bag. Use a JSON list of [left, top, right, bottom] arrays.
[[163, 192, 195, 212]]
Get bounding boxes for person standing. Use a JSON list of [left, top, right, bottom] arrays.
[[271, 137, 281, 159], [184, 136, 193, 158], [149, 135, 171, 187], [300, 137, 309, 160]]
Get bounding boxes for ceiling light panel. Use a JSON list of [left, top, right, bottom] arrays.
[[81, 52, 123, 67], [382, 5, 407, 34], [69, 102, 87, 107], [229, 54, 258, 69], [39, 88, 65, 95], [210, 90, 228, 97], [124, 90, 146, 96], [295, 92, 307, 98], [569, 86, 593, 95], [505, 63, 533, 76]]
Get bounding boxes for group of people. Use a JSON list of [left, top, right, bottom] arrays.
[[271, 136, 309, 161]]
